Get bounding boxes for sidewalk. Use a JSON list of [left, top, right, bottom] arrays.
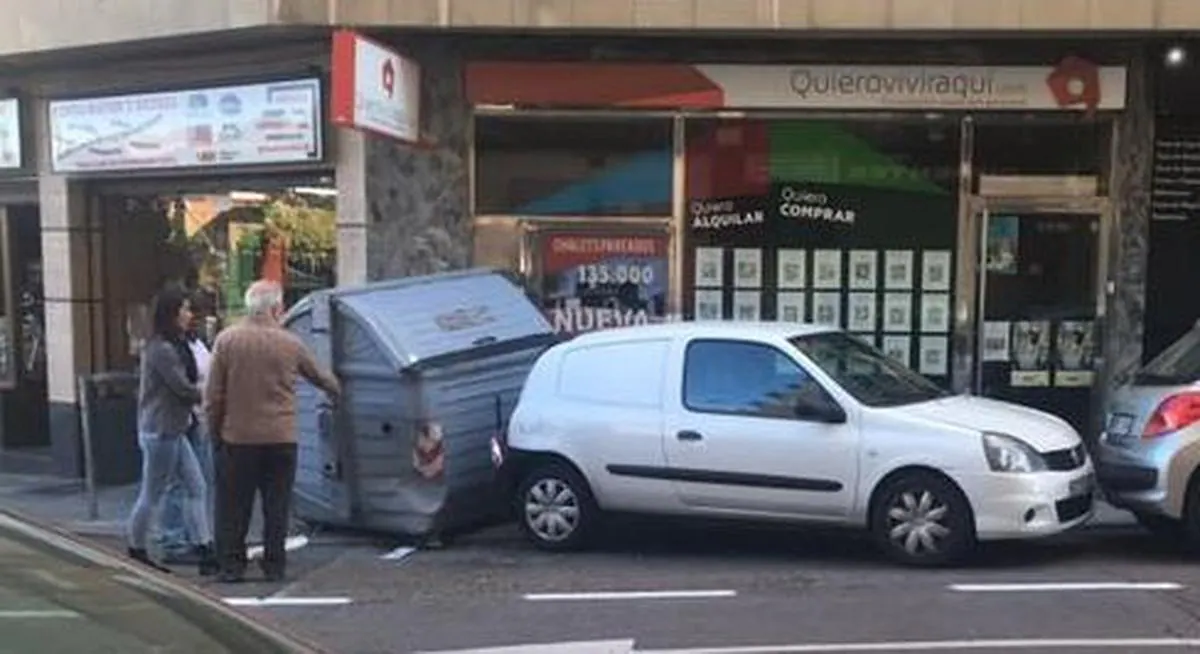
[[0, 472, 302, 545], [0, 470, 1137, 537]]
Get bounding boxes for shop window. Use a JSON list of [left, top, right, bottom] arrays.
[[685, 118, 959, 204], [973, 120, 1111, 183], [682, 118, 959, 382], [474, 116, 673, 217], [98, 187, 337, 366]]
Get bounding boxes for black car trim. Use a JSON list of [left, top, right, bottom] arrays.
[[606, 464, 843, 492]]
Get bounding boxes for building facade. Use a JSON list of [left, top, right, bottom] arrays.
[[0, 0, 1197, 476]]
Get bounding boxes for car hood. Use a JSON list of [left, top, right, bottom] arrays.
[[896, 395, 1081, 452]]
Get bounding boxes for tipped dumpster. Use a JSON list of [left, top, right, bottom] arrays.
[[284, 269, 557, 541]]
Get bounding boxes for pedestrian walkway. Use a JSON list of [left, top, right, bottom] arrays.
[[0, 471, 307, 546]]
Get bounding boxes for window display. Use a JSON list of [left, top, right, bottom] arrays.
[[98, 187, 337, 362], [537, 230, 669, 334], [683, 118, 959, 381], [474, 116, 673, 217]]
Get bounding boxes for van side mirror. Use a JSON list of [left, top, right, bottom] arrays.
[[794, 396, 847, 424]]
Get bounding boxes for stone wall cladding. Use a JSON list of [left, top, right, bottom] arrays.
[[364, 43, 471, 280], [1107, 49, 1153, 389]]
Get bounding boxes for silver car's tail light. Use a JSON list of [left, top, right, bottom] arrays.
[[1143, 391, 1200, 438]]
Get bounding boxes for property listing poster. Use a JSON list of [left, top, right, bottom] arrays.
[[539, 232, 669, 335], [683, 119, 958, 381]]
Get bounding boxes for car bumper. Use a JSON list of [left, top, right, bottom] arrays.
[[1095, 438, 1172, 516], [956, 464, 1097, 540]]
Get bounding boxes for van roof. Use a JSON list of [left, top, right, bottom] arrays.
[[564, 321, 838, 347]]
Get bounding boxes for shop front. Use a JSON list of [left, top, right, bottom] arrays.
[[46, 76, 337, 373], [467, 58, 1130, 437]]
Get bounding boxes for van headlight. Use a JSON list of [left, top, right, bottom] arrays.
[[981, 432, 1047, 473]]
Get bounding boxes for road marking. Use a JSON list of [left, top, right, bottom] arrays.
[[381, 546, 417, 561], [418, 640, 635, 654], [223, 596, 352, 607], [522, 590, 737, 602], [0, 610, 81, 619], [948, 582, 1183, 593], [419, 638, 1200, 654], [637, 638, 1200, 652], [246, 534, 309, 561]]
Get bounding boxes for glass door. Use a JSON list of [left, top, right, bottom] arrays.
[[973, 205, 1104, 436]]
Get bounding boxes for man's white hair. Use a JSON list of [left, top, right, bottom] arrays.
[[244, 280, 284, 316]]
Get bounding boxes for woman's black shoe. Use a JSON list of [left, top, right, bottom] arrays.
[[195, 544, 219, 577], [127, 548, 172, 574]]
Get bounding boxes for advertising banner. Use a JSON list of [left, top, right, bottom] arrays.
[[539, 232, 669, 335], [466, 58, 1125, 112], [0, 99, 20, 170], [48, 78, 323, 173], [330, 29, 421, 143]]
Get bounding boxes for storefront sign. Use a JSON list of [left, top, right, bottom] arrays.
[[466, 59, 1126, 111], [48, 79, 323, 173], [539, 232, 669, 334], [331, 30, 421, 144], [0, 99, 21, 170]]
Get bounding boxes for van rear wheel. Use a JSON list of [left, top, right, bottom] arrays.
[[516, 462, 597, 552]]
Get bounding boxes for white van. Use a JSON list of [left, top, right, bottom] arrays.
[[492, 322, 1095, 566]]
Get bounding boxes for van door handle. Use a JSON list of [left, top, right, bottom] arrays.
[[676, 430, 704, 442]]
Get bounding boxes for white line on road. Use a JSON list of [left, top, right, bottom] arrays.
[[0, 610, 80, 619], [948, 582, 1183, 593], [223, 596, 352, 607], [246, 534, 309, 561], [522, 590, 737, 602], [638, 638, 1200, 653], [381, 546, 417, 561], [419, 637, 1200, 654]]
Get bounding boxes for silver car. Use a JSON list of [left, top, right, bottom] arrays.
[[1096, 321, 1200, 541]]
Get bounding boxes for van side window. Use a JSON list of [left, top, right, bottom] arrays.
[[683, 339, 826, 420], [557, 339, 669, 408]]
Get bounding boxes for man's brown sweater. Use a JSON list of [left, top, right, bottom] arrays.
[[205, 314, 340, 445]]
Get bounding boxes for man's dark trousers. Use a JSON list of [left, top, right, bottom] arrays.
[[215, 441, 298, 580]]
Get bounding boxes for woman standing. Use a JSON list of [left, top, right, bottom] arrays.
[[126, 285, 217, 575], [156, 291, 216, 563]]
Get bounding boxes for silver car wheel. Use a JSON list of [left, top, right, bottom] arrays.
[[523, 478, 580, 543], [887, 489, 951, 557]]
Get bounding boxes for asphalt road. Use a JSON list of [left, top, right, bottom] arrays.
[[164, 518, 1200, 654]]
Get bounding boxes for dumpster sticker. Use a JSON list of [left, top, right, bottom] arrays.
[[413, 421, 445, 480], [434, 305, 496, 332], [539, 232, 670, 335]]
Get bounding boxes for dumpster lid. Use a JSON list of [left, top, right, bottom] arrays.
[[304, 268, 553, 370]]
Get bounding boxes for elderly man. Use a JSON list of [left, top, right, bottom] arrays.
[[206, 280, 340, 582]]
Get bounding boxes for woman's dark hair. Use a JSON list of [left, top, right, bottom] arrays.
[[150, 284, 189, 340]]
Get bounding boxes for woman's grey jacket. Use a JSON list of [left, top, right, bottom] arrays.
[[137, 336, 202, 435]]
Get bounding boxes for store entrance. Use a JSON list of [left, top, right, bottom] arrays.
[[0, 204, 49, 459], [971, 199, 1106, 438]]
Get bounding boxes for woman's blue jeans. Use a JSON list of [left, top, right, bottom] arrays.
[[137, 424, 213, 556]]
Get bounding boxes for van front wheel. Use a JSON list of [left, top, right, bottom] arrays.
[[516, 462, 597, 552]]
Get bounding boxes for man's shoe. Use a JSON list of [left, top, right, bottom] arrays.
[[258, 559, 285, 582], [128, 548, 172, 574]]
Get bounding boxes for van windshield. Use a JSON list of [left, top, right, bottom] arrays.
[[1135, 328, 1200, 386], [788, 332, 949, 408]]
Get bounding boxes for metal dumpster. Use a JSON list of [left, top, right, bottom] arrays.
[[285, 269, 558, 541]]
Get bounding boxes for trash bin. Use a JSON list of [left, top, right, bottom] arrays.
[[284, 268, 559, 540], [78, 371, 141, 487]]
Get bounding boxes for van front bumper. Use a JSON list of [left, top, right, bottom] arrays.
[[956, 464, 1097, 540]]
